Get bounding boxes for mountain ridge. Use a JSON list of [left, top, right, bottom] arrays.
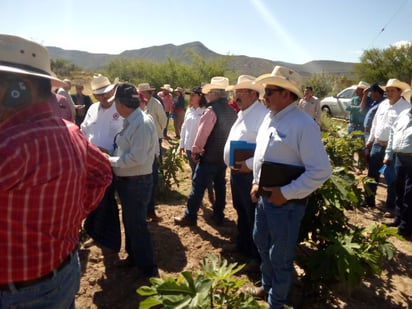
[[47, 41, 356, 78]]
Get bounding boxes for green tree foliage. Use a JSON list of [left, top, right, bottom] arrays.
[[353, 43, 412, 84], [51, 58, 82, 78], [303, 73, 354, 99], [105, 50, 234, 90]]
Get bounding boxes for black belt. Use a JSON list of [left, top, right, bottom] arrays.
[[395, 152, 412, 157], [0, 249, 75, 291], [116, 174, 151, 181], [288, 198, 308, 205]]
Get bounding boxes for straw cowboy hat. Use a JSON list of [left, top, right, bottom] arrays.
[[174, 87, 184, 93], [254, 65, 303, 98], [355, 81, 370, 89], [91, 74, 116, 95], [0, 34, 66, 87], [160, 84, 173, 92], [402, 88, 412, 102], [202, 76, 229, 94], [137, 83, 155, 92], [384, 78, 410, 91], [226, 74, 263, 94]]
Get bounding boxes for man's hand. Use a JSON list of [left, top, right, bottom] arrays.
[[232, 160, 252, 174], [191, 152, 201, 164], [250, 184, 259, 203], [262, 186, 287, 206]]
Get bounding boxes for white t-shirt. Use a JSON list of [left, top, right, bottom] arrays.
[[80, 102, 124, 152]]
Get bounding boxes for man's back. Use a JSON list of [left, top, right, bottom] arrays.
[[0, 102, 112, 283]]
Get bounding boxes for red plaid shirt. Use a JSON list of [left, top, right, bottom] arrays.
[[0, 102, 112, 284]]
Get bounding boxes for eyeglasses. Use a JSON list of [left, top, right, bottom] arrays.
[[235, 89, 251, 95], [264, 87, 284, 96]]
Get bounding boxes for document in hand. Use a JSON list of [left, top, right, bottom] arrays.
[[258, 161, 305, 197], [229, 141, 256, 168]]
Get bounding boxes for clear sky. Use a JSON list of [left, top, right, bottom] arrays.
[[1, 0, 410, 64]]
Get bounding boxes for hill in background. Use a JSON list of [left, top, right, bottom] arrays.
[[47, 41, 356, 78]]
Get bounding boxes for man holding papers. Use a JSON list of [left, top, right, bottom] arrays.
[[249, 66, 331, 308], [223, 75, 268, 261]]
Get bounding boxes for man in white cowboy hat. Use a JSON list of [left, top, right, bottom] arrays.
[[56, 78, 76, 119], [346, 81, 372, 134], [383, 88, 412, 237], [249, 66, 331, 307], [0, 34, 112, 307], [174, 76, 237, 226], [364, 78, 411, 211], [81, 74, 124, 252], [158, 84, 174, 138], [222, 75, 268, 262], [138, 82, 167, 222]]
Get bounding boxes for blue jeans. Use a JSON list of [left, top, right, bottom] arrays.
[[253, 197, 306, 309], [184, 161, 227, 222], [365, 143, 396, 209], [231, 172, 259, 258], [84, 180, 121, 252], [115, 175, 158, 276], [186, 150, 213, 195], [394, 154, 412, 234], [0, 251, 80, 309]]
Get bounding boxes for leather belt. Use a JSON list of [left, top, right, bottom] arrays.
[[231, 169, 253, 175], [395, 152, 412, 157], [116, 174, 151, 181], [0, 250, 75, 292], [375, 139, 388, 147]]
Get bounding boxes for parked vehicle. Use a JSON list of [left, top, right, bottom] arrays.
[[320, 86, 356, 119]]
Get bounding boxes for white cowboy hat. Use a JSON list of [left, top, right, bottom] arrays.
[[202, 76, 229, 94], [254, 65, 303, 98], [0, 34, 66, 87], [402, 88, 412, 102], [385, 78, 410, 91], [91, 74, 115, 95], [137, 82, 155, 92], [355, 81, 370, 89], [160, 84, 173, 92], [227, 74, 263, 94]]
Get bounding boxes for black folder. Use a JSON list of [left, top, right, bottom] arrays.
[[258, 161, 305, 197]]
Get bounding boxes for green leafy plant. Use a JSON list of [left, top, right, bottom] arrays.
[[137, 255, 265, 309], [158, 141, 186, 195]]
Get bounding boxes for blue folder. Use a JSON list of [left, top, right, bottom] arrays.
[[229, 141, 256, 167]]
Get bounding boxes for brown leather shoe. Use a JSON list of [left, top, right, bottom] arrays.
[[247, 286, 268, 300], [174, 216, 197, 226]]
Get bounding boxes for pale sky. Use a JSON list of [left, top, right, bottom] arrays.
[[1, 0, 410, 64]]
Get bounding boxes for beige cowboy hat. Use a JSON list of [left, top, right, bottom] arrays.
[[384, 78, 410, 91], [355, 81, 370, 89], [0, 34, 66, 87], [160, 84, 173, 92], [254, 65, 303, 98], [227, 74, 263, 94], [91, 74, 116, 95], [402, 88, 412, 102], [202, 76, 229, 94], [174, 87, 184, 93], [137, 82, 155, 92]]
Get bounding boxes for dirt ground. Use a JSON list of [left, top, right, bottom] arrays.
[[75, 160, 412, 309]]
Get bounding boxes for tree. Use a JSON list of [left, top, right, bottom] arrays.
[[51, 58, 82, 78], [353, 43, 412, 84]]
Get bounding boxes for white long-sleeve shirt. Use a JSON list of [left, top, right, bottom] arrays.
[[179, 107, 206, 151], [368, 97, 410, 143], [223, 101, 268, 168], [253, 103, 331, 200]]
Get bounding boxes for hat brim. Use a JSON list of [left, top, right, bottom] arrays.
[[93, 83, 116, 95], [201, 84, 228, 94], [402, 89, 412, 102], [385, 82, 410, 92], [228, 82, 264, 94], [0, 64, 67, 88], [254, 75, 302, 98]]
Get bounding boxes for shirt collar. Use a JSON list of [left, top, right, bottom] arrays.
[[0, 102, 53, 131]]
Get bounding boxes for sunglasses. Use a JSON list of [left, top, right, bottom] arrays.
[[264, 87, 284, 96]]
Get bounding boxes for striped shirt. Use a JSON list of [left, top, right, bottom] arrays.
[[0, 102, 112, 284]]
